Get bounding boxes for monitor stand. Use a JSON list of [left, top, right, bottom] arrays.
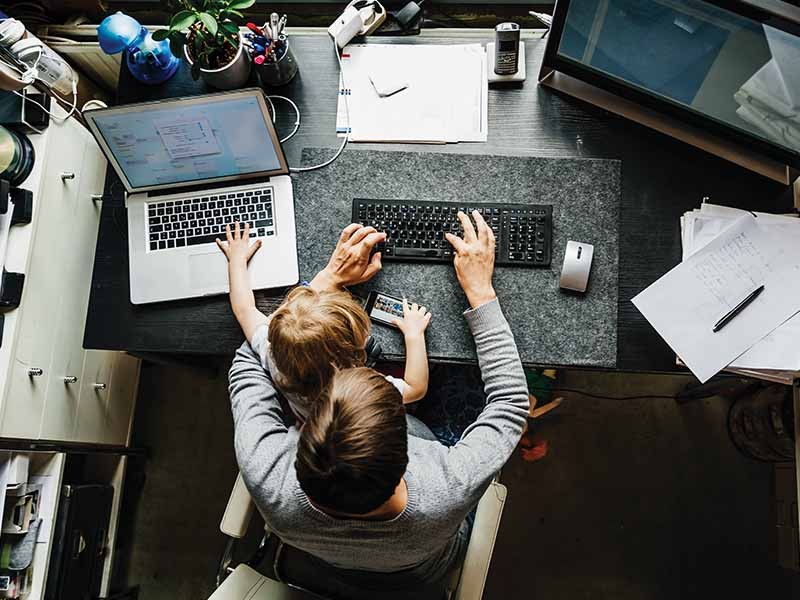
[[539, 66, 799, 197]]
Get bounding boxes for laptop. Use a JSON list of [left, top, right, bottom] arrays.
[[84, 89, 298, 304]]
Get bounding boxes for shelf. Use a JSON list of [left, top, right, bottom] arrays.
[[0, 451, 66, 600]]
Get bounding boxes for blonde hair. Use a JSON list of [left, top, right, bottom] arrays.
[[268, 286, 371, 402]]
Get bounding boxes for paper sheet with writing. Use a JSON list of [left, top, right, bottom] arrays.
[[681, 204, 800, 370], [633, 214, 800, 382]]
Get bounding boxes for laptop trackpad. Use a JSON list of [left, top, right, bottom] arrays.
[[189, 252, 227, 290]]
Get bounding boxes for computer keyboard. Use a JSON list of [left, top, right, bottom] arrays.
[[353, 199, 553, 267], [146, 188, 275, 252]]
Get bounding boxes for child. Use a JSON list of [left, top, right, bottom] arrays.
[[216, 222, 432, 420]]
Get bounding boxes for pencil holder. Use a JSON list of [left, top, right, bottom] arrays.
[[256, 38, 298, 87]]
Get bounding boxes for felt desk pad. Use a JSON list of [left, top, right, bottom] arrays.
[[293, 148, 620, 368]]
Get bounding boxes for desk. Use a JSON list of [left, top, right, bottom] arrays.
[[84, 30, 794, 371]]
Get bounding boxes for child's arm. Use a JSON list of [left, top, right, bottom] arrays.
[[216, 222, 268, 343], [392, 300, 432, 404]]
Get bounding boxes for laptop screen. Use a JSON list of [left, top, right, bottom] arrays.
[[86, 91, 288, 193]]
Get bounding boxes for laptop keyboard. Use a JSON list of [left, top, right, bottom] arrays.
[[146, 188, 275, 252]]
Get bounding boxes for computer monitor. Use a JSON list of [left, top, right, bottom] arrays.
[[542, 0, 800, 172]]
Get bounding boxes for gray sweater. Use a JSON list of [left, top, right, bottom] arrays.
[[229, 298, 529, 580]]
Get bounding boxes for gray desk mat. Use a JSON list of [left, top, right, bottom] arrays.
[[293, 148, 620, 367]]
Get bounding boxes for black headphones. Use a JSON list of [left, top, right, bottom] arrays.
[[365, 335, 382, 367]]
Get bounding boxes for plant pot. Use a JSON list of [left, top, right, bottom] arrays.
[[184, 32, 251, 90]]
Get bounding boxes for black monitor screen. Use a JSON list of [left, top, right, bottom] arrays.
[[555, 0, 800, 162]]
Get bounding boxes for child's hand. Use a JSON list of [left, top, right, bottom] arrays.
[[393, 299, 432, 338], [216, 222, 262, 264]]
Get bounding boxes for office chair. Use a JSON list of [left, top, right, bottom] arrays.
[[208, 473, 507, 600]]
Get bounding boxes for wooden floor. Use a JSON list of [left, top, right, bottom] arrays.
[[113, 361, 800, 600]]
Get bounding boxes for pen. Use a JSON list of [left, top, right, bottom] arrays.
[[712, 284, 765, 333], [270, 13, 280, 39]]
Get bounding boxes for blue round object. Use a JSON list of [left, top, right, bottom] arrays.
[[97, 11, 179, 85], [97, 11, 140, 55]]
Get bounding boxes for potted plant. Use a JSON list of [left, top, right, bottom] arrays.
[[153, 0, 255, 89]]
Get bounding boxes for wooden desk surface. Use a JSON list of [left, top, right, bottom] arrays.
[[84, 31, 794, 370]]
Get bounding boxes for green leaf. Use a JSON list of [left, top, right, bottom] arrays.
[[169, 10, 197, 31], [228, 0, 255, 9], [198, 12, 218, 35], [151, 28, 170, 42], [221, 21, 239, 34], [221, 9, 244, 20], [168, 33, 186, 58]]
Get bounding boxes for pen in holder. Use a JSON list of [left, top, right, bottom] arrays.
[[256, 37, 298, 87], [245, 14, 298, 88]]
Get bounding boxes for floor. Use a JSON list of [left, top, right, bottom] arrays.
[[114, 360, 800, 600]]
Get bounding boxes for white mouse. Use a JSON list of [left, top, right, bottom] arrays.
[[560, 241, 594, 293]]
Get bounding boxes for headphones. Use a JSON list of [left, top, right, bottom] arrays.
[[364, 335, 383, 367]]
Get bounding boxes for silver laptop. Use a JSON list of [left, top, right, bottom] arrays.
[[85, 89, 298, 304]]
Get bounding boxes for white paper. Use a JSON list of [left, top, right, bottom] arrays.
[[336, 44, 487, 143], [634, 214, 800, 382], [680, 204, 800, 370]]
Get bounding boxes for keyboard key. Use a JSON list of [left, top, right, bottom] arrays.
[[158, 240, 166, 249], [177, 238, 186, 247], [150, 242, 157, 250], [395, 247, 443, 259], [167, 239, 175, 248]]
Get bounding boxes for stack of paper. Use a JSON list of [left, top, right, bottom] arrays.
[[335, 44, 488, 143], [633, 203, 800, 382]]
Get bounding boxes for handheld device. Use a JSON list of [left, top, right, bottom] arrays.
[[494, 22, 520, 75], [364, 291, 410, 329]]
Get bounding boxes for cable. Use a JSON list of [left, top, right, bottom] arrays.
[[531, 386, 677, 401], [13, 77, 77, 123], [288, 35, 349, 173], [265, 94, 301, 144]]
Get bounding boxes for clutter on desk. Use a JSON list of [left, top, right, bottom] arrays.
[[335, 43, 487, 142], [246, 15, 298, 87], [633, 203, 800, 383], [152, 0, 255, 89], [97, 12, 180, 85]]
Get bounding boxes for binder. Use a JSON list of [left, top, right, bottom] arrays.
[[45, 484, 113, 600]]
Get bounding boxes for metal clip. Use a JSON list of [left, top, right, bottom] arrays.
[[62, 376, 78, 384], [27, 367, 43, 377]]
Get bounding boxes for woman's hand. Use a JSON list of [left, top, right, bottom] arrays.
[[216, 222, 262, 264], [445, 210, 497, 309], [393, 299, 432, 339], [311, 224, 386, 291]]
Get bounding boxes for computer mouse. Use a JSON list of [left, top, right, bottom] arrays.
[[559, 240, 594, 293]]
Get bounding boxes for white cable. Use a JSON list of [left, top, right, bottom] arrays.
[[288, 36, 349, 173], [264, 93, 276, 122], [13, 77, 77, 123], [268, 95, 301, 143]]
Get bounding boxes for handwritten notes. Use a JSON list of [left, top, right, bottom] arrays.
[[633, 215, 800, 382]]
